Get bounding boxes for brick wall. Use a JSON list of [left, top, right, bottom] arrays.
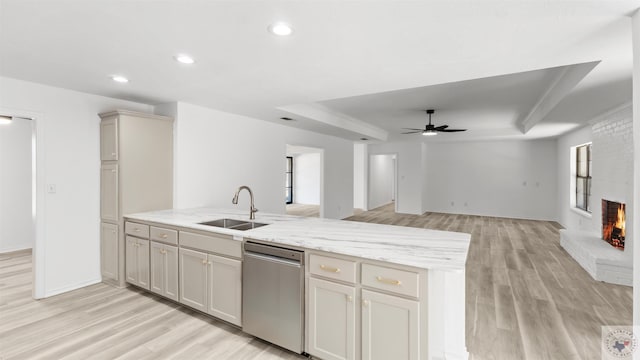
[[591, 105, 633, 256]]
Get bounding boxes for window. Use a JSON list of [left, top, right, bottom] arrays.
[[575, 143, 592, 212], [285, 156, 293, 204]]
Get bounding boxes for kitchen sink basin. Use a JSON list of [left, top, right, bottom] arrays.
[[199, 218, 269, 231]]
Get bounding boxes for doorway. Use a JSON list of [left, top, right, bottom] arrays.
[[368, 154, 398, 212], [285, 145, 324, 218], [0, 112, 40, 297]]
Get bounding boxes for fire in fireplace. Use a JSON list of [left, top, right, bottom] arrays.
[[602, 199, 626, 250]]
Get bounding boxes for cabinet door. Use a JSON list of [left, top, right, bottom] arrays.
[[207, 254, 242, 326], [361, 289, 420, 360], [125, 236, 138, 285], [100, 164, 118, 222], [179, 248, 208, 312], [136, 239, 150, 290], [100, 223, 119, 281], [100, 117, 118, 161], [163, 244, 179, 301], [151, 242, 179, 301], [308, 277, 356, 360], [150, 242, 165, 295]]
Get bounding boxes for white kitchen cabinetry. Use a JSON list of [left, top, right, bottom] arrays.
[[179, 247, 208, 312], [99, 110, 173, 287], [307, 252, 427, 360], [150, 241, 179, 301], [308, 277, 356, 360], [179, 246, 242, 326], [361, 289, 420, 360], [100, 222, 119, 281], [125, 236, 150, 289]]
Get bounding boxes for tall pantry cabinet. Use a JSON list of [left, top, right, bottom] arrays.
[[100, 110, 173, 287]]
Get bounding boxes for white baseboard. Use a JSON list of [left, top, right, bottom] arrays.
[[44, 277, 102, 298]]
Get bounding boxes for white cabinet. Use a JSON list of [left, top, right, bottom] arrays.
[[150, 241, 178, 301], [100, 117, 118, 161], [308, 277, 356, 360], [179, 247, 242, 326], [100, 222, 119, 281], [179, 247, 208, 312], [125, 236, 149, 289], [100, 164, 118, 223], [207, 254, 242, 325], [361, 289, 420, 360], [99, 110, 173, 287]]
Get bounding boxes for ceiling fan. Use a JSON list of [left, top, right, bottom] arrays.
[[402, 109, 467, 136]]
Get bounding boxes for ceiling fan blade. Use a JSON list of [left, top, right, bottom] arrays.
[[438, 129, 467, 132], [402, 128, 423, 131], [401, 131, 422, 134], [434, 125, 448, 130]]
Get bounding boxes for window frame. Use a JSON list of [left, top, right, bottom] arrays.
[[286, 156, 293, 204], [575, 143, 592, 213]]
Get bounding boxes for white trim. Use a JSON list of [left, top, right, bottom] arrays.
[[44, 278, 102, 298], [0, 106, 46, 299], [570, 207, 593, 219]]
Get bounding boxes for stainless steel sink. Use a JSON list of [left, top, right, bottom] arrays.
[[199, 218, 269, 231]]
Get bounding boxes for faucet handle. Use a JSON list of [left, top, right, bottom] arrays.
[[253, 208, 259, 213]]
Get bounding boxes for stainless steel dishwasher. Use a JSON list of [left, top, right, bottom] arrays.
[[242, 241, 305, 354]]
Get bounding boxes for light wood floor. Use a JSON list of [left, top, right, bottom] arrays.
[[346, 203, 633, 360], [285, 203, 320, 217], [1, 205, 633, 359]]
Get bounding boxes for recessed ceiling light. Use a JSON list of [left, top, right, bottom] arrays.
[[175, 54, 195, 64], [280, 117, 295, 121], [111, 75, 129, 83], [0, 115, 12, 125], [269, 22, 293, 36], [360, 138, 368, 141]]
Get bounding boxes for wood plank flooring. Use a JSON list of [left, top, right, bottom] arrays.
[[285, 204, 320, 217], [1, 204, 633, 359], [346, 203, 633, 360]]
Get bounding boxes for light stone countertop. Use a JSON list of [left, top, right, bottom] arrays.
[[125, 207, 471, 271]]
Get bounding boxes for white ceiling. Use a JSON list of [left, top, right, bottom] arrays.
[[1, 1, 637, 142]]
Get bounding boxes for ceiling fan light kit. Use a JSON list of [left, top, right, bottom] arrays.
[[402, 109, 467, 136]]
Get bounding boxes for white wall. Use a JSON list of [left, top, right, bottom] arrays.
[[0, 117, 33, 252], [368, 154, 394, 209], [369, 141, 423, 214], [631, 8, 639, 328], [423, 139, 558, 221], [170, 102, 354, 219], [293, 153, 321, 205], [353, 143, 367, 210], [0, 76, 153, 297]]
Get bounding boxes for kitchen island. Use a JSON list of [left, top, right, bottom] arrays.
[[124, 208, 471, 360]]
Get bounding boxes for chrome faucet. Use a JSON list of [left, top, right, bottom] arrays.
[[232, 186, 258, 220]]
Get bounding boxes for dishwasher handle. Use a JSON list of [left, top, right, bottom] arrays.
[[244, 251, 303, 267]]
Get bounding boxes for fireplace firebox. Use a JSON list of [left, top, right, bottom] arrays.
[[602, 199, 626, 250]]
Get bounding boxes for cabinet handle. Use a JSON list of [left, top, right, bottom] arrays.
[[202, 259, 207, 265], [376, 276, 402, 286], [133, 228, 140, 232], [160, 234, 168, 239], [362, 299, 369, 307], [111, 169, 116, 173], [208, 261, 212, 265], [112, 230, 116, 234], [346, 295, 353, 302], [320, 264, 341, 273], [111, 152, 116, 156], [160, 249, 166, 254]]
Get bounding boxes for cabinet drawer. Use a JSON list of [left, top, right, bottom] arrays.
[[125, 222, 149, 238], [361, 263, 420, 298], [150, 226, 178, 245], [180, 231, 241, 259], [309, 254, 357, 284]]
